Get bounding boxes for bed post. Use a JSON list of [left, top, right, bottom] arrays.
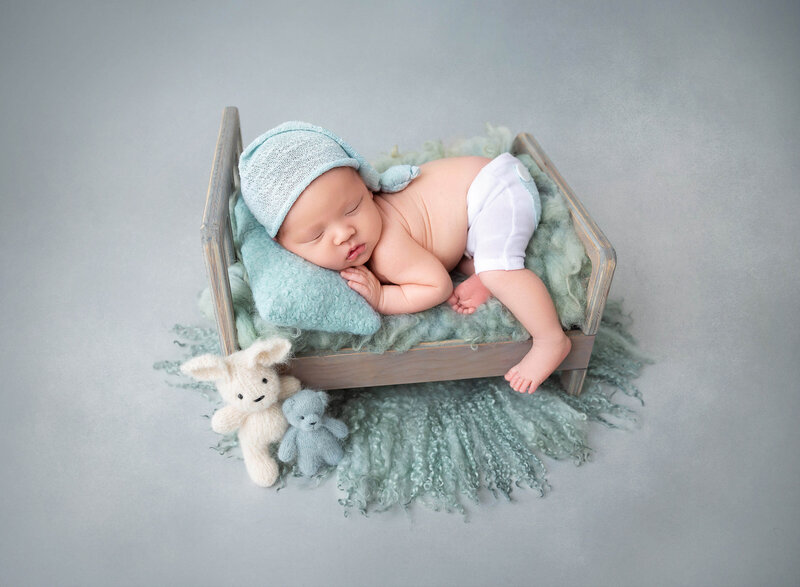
[[512, 133, 616, 396], [201, 107, 242, 356]]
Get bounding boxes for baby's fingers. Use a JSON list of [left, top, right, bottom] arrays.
[[340, 267, 365, 280], [346, 279, 366, 294], [345, 279, 373, 303], [341, 270, 365, 286]]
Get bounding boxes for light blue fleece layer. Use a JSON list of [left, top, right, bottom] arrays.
[[234, 196, 381, 335]]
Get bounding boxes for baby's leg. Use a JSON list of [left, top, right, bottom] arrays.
[[448, 257, 492, 314], [478, 269, 571, 394]]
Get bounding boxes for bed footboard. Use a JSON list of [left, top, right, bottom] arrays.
[[511, 133, 616, 336]]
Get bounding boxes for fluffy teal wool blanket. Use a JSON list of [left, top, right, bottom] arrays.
[[156, 126, 652, 515], [155, 300, 650, 516]]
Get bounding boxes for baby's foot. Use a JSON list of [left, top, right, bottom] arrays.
[[447, 274, 492, 314], [505, 334, 572, 394]]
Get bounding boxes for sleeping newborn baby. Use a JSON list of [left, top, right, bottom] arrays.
[[239, 122, 571, 394]]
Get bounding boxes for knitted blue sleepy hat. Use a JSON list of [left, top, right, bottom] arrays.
[[239, 121, 420, 237]]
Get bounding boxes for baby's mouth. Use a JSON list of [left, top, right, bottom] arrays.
[[346, 244, 365, 261]]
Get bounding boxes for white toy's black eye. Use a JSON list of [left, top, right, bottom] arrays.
[[237, 394, 243, 399], [300, 416, 304, 420], [262, 378, 268, 384]]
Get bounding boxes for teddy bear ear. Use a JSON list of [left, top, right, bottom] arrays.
[[247, 337, 292, 368], [317, 391, 329, 409], [180, 354, 229, 382]]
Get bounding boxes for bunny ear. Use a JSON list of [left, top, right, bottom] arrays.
[[180, 354, 229, 382], [247, 337, 292, 368]]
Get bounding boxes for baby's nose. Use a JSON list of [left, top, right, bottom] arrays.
[[333, 224, 355, 244]]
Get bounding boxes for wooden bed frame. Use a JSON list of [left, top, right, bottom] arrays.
[[202, 107, 615, 396]]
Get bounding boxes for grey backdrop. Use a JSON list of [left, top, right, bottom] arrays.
[[1, 1, 798, 585]]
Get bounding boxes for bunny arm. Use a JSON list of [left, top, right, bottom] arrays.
[[323, 417, 349, 439], [277, 427, 298, 462], [211, 405, 248, 434], [278, 375, 301, 400]]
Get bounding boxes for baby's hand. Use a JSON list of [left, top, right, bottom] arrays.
[[340, 266, 383, 310]]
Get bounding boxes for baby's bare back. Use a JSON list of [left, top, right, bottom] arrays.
[[373, 156, 490, 272]]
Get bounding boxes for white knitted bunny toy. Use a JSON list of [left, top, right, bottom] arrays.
[[181, 337, 300, 487]]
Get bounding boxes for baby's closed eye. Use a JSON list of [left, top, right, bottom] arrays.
[[345, 197, 362, 215]]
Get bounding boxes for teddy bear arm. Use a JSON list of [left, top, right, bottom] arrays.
[[323, 417, 349, 439], [318, 431, 345, 467], [211, 405, 247, 434], [277, 427, 298, 463]]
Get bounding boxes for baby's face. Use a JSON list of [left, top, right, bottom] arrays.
[[276, 167, 383, 271]]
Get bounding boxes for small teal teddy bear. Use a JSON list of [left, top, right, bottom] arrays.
[[278, 389, 348, 476]]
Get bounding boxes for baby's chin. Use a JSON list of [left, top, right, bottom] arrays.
[[313, 256, 366, 272], [336, 256, 372, 272]]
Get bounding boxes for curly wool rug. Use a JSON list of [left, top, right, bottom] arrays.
[[154, 299, 651, 516]]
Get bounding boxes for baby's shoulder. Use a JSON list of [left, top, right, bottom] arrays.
[[367, 219, 418, 279]]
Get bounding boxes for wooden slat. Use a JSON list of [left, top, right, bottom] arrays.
[[289, 331, 593, 390]]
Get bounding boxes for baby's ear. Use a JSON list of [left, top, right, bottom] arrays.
[[181, 354, 228, 382], [247, 337, 292, 368]]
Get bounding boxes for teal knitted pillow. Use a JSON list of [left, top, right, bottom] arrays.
[[233, 196, 381, 335]]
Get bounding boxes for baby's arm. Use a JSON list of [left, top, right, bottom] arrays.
[[340, 225, 453, 314]]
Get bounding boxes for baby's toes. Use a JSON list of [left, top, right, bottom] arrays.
[[505, 369, 521, 387], [514, 377, 532, 393]]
